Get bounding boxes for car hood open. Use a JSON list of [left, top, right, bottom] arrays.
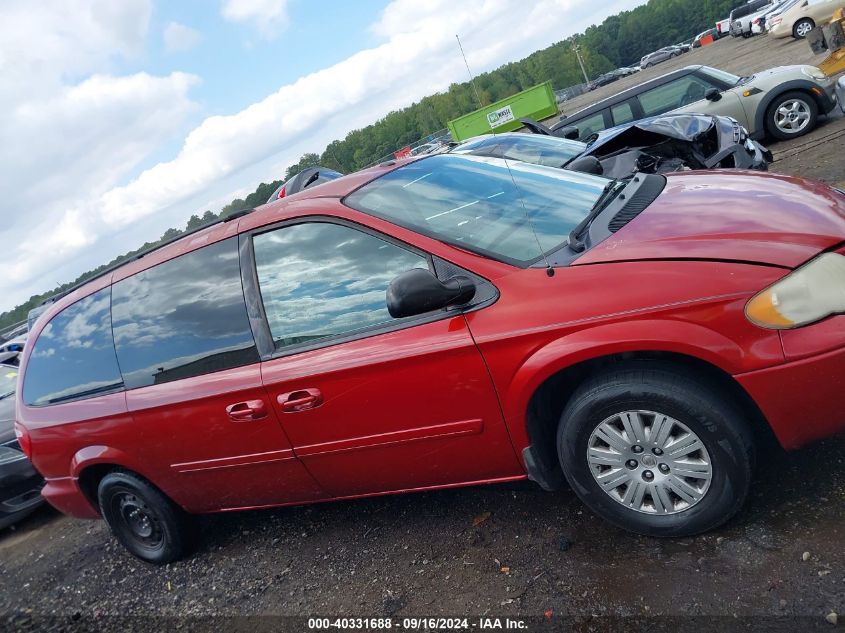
[[575, 171, 845, 269]]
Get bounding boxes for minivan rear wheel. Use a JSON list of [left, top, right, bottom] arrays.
[[556, 364, 754, 537], [98, 471, 194, 564]]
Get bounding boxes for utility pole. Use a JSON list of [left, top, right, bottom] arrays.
[[572, 40, 590, 84]]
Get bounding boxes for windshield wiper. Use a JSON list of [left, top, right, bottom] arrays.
[[568, 179, 625, 253]]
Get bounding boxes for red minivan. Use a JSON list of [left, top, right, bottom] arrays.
[[16, 154, 845, 563]]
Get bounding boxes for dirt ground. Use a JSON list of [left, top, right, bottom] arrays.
[[1, 33, 845, 631]]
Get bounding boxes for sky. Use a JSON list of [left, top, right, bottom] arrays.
[[0, 0, 646, 314]]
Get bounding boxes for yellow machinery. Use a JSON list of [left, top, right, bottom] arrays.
[[808, 8, 845, 76]]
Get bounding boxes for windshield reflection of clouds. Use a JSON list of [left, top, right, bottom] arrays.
[[112, 238, 258, 389], [23, 288, 124, 406], [346, 154, 607, 263], [254, 223, 427, 348]]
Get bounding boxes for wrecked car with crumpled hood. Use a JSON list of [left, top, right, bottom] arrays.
[[449, 113, 771, 179]]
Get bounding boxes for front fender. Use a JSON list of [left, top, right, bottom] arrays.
[[503, 318, 782, 450], [752, 80, 836, 137]]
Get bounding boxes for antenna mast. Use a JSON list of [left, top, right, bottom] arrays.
[[455, 34, 484, 108], [454, 33, 555, 277]]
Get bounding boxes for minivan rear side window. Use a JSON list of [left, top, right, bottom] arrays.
[[23, 287, 123, 406], [111, 237, 258, 389]]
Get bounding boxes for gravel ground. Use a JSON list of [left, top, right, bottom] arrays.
[[1, 31, 844, 632]]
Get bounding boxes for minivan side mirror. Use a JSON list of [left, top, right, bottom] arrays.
[[704, 88, 722, 102], [386, 269, 476, 318]]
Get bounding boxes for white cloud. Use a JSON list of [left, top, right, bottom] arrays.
[[0, 0, 200, 310], [0, 0, 645, 313], [98, 0, 643, 230], [164, 22, 201, 53], [221, 0, 290, 36]]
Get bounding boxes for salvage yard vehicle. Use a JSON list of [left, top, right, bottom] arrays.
[[838, 75, 845, 110], [693, 28, 720, 47], [0, 336, 25, 366], [752, 0, 802, 33], [266, 166, 343, 203], [0, 364, 43, 530], [730, 0, 773, 36], [769, 0, 845, 38], [15, 154, 845, 563], [456, 114, 771, 178], [549, 64, 837, 141], [640, 47, 682, 68]]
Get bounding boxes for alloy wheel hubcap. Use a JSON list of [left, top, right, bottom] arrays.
[[796, 22, 812, 36], [775, 99, 811, 134], [586, 410, 713, 515]]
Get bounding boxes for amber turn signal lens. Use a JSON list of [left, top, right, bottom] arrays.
[[745, 289, 795, 329]]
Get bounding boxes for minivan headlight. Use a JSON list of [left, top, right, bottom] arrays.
[[802, 66, 827, 81], [746, 253, 845, 329]]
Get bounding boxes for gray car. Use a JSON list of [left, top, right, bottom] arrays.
[[640, 47, 682, 68]]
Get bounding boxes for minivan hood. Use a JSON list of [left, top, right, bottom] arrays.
[[576, 171, 845, 269]]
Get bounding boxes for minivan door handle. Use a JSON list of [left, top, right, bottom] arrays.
[[226, 399, 268, 422], [278, 388, 323, 413]]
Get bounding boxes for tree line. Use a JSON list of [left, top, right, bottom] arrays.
[[0, 0, 739, 331]]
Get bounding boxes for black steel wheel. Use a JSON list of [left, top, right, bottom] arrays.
[[98, 471, 194, 564]]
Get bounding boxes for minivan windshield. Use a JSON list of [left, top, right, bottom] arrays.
[[344, 154, 609, 265]]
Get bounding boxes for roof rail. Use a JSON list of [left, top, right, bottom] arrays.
[[39, 208, 254, 307]]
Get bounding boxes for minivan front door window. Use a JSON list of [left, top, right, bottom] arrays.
[[253, 222, 428, 350]]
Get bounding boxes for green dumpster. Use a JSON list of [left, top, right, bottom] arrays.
[[447, 81, 558, 142]]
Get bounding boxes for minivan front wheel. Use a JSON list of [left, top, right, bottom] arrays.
[[556, 365, 754, 537], [98, 471, 193, 564]]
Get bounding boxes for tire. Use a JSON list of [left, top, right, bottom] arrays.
[[792, 18, 815, 39], [556, 364, 754, 537], [765, 90, 818, 140], [742, 31, 752, 39], [98, 471, 194, 564]]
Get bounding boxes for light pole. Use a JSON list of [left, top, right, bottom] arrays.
[[572, 41, 590, 84]]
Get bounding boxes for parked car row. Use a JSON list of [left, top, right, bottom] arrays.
[[588, 67, 640, 91], [729, 0, 845, 39], [640, 46, 684, 69]]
